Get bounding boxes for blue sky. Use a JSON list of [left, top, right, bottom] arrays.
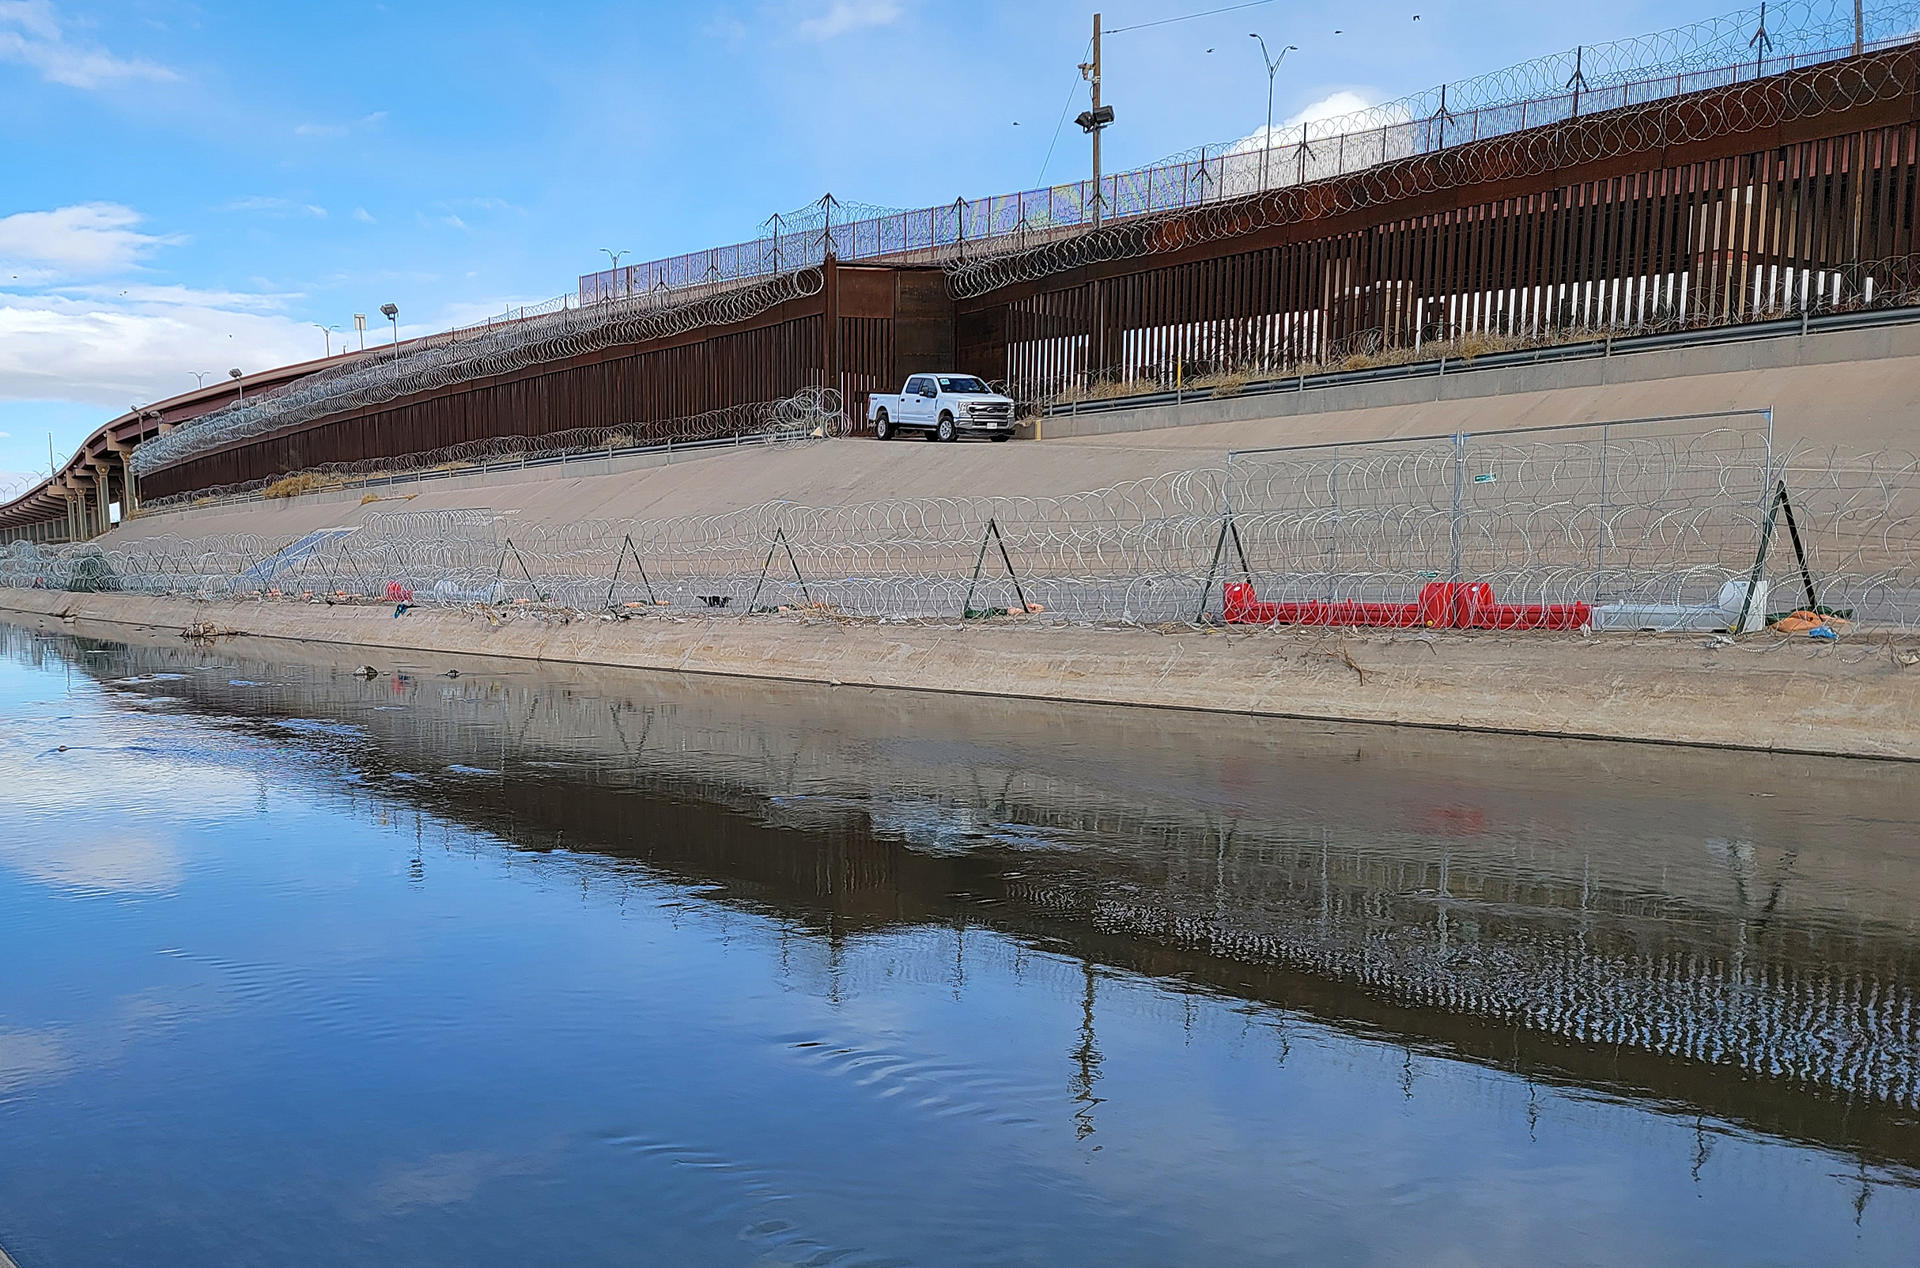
[[0, 0, 1751, 491]]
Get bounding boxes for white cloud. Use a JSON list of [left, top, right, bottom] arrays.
[[297, 110, 385, 138], [1285, 90, 1376, 133], [1235, 90, 1380, 152], [57, 282, 298, 310], [218, 196, 329, 219], [703, 12, 748, 42], [0, 0, 179, 89], [0, 202, 176, 282], [352, 207, 376, 224], [795, 0, 901, 40], [0, 285, 323, 410]]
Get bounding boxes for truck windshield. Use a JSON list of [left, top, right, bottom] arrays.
[[936, 376, 990, 394]]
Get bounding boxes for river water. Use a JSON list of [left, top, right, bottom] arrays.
[[0, 621, 1916, 1266]]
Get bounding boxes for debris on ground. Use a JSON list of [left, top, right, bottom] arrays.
[[180, 620, 239, 644], [1770, 609, 1852, 637]]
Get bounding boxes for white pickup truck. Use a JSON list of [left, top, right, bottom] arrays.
[[868, 374, 1017, 442]]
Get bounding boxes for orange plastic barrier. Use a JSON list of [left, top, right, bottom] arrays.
[[1222, 582, 1590, 631]]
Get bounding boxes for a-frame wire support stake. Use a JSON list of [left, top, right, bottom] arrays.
[[604, 532, 657, 608], [961, 517, 1030, 617], [488, 537, 547, 604], [323, 536, 374, 599], [745, 526, 810, 614], [1735, 479, 1820, 633], [1194, 511, 1254, 622]]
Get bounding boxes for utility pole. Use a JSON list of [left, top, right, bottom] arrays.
[[1091, 13, 1102, 226], [1855, 0, 1865, 55], [1075, 14, 1115, 226]]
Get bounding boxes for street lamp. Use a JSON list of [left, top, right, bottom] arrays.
[[601, 248, 629, 299], [312, 322, 340, 356], [190, 370, 215, 389], [229, 367, 244, 401], [1249, 34, 1297, 191], [379, 302, 399, 348]]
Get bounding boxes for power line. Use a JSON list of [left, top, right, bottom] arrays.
[[1104, 0, 1276, 36], [1037, 36, 1094, 187]]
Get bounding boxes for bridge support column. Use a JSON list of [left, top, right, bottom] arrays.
[[91, 459, 116, 533]]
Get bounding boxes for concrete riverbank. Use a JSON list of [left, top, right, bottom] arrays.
[[5, 589, 1917, 761]]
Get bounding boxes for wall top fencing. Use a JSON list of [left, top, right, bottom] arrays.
[[579, 1, 1920, 304]]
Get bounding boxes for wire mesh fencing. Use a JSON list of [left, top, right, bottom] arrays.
[[7, 414, 1918, 635]]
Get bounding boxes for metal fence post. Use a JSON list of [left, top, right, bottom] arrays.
[[1595, 423, 1610, 600], [1450, 434, 1467, 587], [1328, 450, 1343, 601]]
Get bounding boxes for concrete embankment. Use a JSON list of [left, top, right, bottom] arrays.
[[6, 589, 1918, 762], [103, 315, 1920, 549]]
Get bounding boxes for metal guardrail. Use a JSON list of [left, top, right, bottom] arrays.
[[1042, 305, 1920, 418]]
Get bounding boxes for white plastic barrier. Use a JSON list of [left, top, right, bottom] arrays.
[[1590, 577, 1770, 634]]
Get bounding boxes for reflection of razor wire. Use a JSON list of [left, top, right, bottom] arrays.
[[12, 417, 1920, 632], [133, 269, 825, 478]]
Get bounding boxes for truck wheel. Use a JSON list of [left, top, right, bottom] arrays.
[[874, 409, 891, 440], [936, 413, 957, 443]]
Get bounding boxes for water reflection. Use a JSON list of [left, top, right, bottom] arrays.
[[2, 621, 1918, 1264]]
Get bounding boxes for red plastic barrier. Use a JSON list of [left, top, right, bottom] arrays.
[[1222, 581, 1590, 631]]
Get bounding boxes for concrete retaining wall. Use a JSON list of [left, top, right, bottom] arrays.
[[6, 589, 1916, 762]]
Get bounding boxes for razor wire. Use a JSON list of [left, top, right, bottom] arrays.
[[13, 421, 1920, 634], [947, 12, 1920, 298], [570, 2, 1920, 304], [118, 4, 1920, 501], [134, 387, 849, 513], [1039, 255, 1920, 409], [133, 268, 826, 479]]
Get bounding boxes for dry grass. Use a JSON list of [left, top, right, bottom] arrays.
[[261, 472, 336, 500], [1055, 377, 1160, 404], [1192, 368, 1253, 398], [1044, 323, 1659, 412]]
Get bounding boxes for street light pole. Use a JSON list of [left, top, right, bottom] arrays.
[[602, 248, 629, 300], [380, 302, 399, 349], [1250, 34, 1296, 192], [312, 323, 339, 356]]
